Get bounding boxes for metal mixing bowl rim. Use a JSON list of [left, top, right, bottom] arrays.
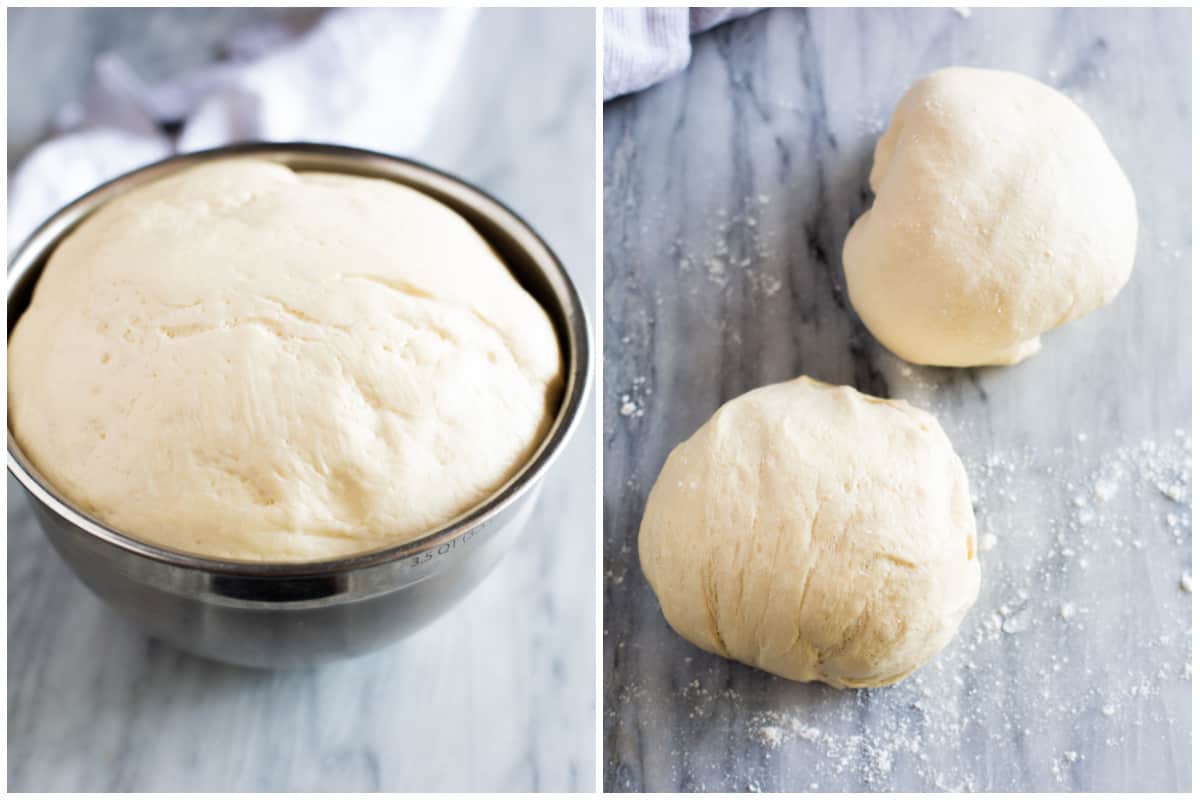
[[6, 142, 592, 579]]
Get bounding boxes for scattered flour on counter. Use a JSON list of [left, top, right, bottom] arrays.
[[607, 432, 1190, 791], [755, 726, 785, 748], [1159, 482, 1186, 502], [1052, 750, 1081, 782], [705, 257, 728, 286], [749, 271, 784, 298], [887, 357, 944, 393], [740, 705, 921, 786], [871, 745, 894, 776], [855, 108, 888, 135], [617, 376, 651, 419], [1093, 479, 1118, 503], [967, 432, 1191, 553], [748, 711, 821, 749], [1000, 602, 1033, 634], [669, 195, 785, 303], [953, 7, 972, 19]]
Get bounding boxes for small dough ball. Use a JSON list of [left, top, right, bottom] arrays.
[[8, 160, 563, 562], [639, 377, 980, 688], [843, 66, 1137, 367]]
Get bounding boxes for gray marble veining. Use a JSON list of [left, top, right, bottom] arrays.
[[603, 7, 1190, 792], [7, 8, 596, 792]]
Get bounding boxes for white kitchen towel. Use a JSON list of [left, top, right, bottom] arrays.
[[603, 7, 760, 101], [8, 7, 477, 251]]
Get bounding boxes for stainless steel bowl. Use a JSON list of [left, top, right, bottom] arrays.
[[7, 142, 591, 668]]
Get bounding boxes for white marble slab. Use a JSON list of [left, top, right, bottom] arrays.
[[603, 7, 1191, 792], [7, 8, 596, 792]]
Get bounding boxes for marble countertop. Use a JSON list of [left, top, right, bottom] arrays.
[[7, 8, 596, 792], [603, 7, 1190, 792]]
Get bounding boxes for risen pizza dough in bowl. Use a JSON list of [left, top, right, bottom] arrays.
[[8, 158, 565, 563]]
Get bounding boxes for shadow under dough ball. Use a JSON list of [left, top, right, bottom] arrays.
[[843, 66, 1138, 367], [638, 376, 981, 689]]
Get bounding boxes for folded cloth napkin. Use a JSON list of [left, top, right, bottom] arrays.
[[8, 7, 476, 251], [603, 7, 760, 101]]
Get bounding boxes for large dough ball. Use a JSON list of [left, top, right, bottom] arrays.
[[843, 67, 1137, 367], [8, 160, 563, 562], [638, 377, 980, 688]]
